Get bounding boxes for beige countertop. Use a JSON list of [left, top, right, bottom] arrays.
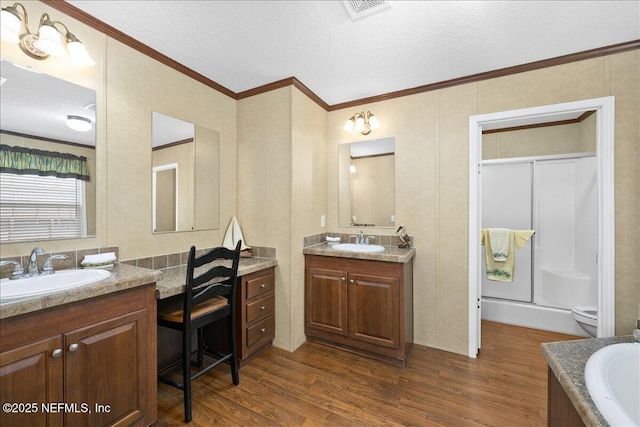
[[0, 263, 162, 320], [155, 257, 278, 299], [541, 335, 636, 426], [303, 243, 415, 263]]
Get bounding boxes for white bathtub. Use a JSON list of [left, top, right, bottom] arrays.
[[586, 343, 640, 426], [481, 298, 588, 336], [537, 267, 594, 309]]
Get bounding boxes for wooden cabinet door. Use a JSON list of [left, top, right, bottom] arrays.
[[0, 335, 64, 427], [347, 273, 399, 348], [305, 267, 348, 335], [64, 310, 148, 427]]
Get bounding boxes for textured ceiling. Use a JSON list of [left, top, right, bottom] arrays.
[[69, 1, 639, 106]]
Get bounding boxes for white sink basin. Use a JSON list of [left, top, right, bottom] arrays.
[[585, 342, 640, 427], [331, 243, 386, 253], [0, 269, 111, 301]]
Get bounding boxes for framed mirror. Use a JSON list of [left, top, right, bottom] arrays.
[[151, 112, 219, 233], [338, 137, 395, 228], [0, 59, 97, 243]]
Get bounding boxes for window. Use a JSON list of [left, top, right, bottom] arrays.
[[0, 173, 87, 242]]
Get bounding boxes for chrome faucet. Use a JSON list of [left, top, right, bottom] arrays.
[[27, 247, 45, 276], [358, 230, 364, 244], [0, 260, 25, 280], [41, 255, 68, 275]]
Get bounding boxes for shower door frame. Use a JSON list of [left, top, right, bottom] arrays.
[[467, 96, 616, 358]]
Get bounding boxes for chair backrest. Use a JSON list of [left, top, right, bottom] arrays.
[[183, 240, 242, 324]]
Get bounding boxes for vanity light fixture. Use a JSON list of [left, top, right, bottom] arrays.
[[343, 111, 380, 135], [66, 115, 92, 132], [1, 2, 95, 67]]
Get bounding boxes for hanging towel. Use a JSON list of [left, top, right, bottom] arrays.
[[488, 228, 510, 261], [481, 229, 535, 282]]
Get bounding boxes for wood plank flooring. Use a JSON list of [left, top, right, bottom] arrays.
[[157, 321, 581, 426]]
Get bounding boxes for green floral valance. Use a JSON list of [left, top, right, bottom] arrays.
[[0, 144, 90, 181]]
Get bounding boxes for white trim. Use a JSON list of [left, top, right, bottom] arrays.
[[152, 163, 179, 232], [468, 97, 615, 357]]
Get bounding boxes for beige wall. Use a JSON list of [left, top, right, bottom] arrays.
[[482, 121, 596, 160], [237, 87, 327, 352], [329, 51, 639, 354]]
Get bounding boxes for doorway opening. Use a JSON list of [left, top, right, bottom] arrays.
[[468, 97, 615, 357]]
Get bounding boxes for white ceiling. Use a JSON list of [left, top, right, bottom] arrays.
[[68, 0, 640, 106]]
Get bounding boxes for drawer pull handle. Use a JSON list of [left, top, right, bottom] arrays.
[[69, 343, 79, 352], [260, 283, 266, 289], [260, 305, 266, 311], [52, 349, 63, 358], [260, 328, 266, 333]]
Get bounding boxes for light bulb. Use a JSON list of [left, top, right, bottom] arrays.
[[355, 116, 365, 132], [368, 114, 379, 130], [0, 7, 22, 44], [343, 118, 355, 132], [67, 40, 95, 67], [34, 22, 64, 56]]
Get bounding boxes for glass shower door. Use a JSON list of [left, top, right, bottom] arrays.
[[481, 162, 533, 302]]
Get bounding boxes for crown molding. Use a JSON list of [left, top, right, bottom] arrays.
[[44, 2, 639, 112], [43, 0, 236, 99]]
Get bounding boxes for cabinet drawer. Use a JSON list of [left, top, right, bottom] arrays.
[[246, 295, 275, 324], [246, 270, 274, 299], [246, 315, 274, 347]]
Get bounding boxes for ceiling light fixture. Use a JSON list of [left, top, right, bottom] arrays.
[[343, 111, 379, 135], [0, 2, 95, 67], [66, 115, 92, 132]]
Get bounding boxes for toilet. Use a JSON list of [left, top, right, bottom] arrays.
[[571, 306, 598, 337]]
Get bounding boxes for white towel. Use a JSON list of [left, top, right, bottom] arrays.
[[82, 252, 117, 265], [488, 228, 510, 261]]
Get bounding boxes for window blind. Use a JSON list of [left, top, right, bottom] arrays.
[[0, 173, 86, 242]]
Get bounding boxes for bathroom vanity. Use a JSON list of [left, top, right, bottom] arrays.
[[0, 264, 161, 427], [303, 244, 415, 367]]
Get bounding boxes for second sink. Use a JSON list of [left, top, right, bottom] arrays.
[[331, 243, 385, 253]]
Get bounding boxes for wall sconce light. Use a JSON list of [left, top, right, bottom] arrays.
[[343, 111, 380, 135], [1, 2, 95, 67], [66, 115, 92, 132]]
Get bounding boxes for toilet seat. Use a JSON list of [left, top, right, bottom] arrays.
[[571, 306, 598, 326]]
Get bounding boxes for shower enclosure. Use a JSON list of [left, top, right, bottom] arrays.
[[480, 153, 597, 335]]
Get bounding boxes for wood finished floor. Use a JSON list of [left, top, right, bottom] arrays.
[[157, 321, 581, 426]]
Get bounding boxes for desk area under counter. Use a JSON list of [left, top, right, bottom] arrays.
[[155, 256, 278, 367]]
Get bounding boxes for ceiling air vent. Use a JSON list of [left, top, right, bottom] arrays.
[[343, 0, 391, 21]]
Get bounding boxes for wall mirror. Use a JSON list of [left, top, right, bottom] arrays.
[[151, 111, 219, 233], [0, 59, 97, 243], [338, 137, 395, 228]]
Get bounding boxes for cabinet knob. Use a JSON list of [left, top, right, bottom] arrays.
[[350, 279, 354, 284], [260, 283, 266, 289], [260, 305, 266, 311], [260, 328, 266, 333], [68, 343, 79, 352], [52, 349, 63, 358], [341, 277, 346, 281]]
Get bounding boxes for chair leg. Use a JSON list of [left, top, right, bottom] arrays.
[[197, 327, 204, 367], [182, 327, 192, 423], [228, 315, 239, 385]]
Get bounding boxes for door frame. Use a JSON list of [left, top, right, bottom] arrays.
[[468, 96, 615, 357]]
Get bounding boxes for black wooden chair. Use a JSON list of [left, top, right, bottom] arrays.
[[157, 240, 242, 422]]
